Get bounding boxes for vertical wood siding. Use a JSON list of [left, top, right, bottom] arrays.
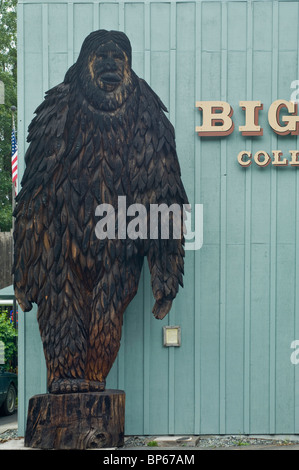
[[18, 0, 299, 436]]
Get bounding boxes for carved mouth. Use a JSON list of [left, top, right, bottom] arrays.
[[100, 73, 121, 85]]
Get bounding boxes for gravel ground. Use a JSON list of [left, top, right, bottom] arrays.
[[193, 435, 299, 449], [0, 429, 20, 444], [2, 429, 299, 449], [121, 434, 299, 449]]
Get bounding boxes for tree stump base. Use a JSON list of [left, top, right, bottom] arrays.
[[24, 390, 125, 449]]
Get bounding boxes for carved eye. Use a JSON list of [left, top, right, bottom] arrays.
[[114, 53, 124, 61], [97, 53, 108, 60]]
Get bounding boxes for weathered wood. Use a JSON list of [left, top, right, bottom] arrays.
[[25, 390, 125, 449], [13, 30, 188, 395]]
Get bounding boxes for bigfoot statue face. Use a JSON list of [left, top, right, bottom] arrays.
[[91, 42, 127, 91], [76, 31, 136, 111]]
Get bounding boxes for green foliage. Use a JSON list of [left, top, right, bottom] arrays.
[[0, 310, 17, 370], [0, 0, 17, 232], [147, 441, 158, 447], [0, 0, 17, 76]]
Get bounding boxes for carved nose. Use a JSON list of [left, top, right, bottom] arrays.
[[105, 59, 117, 72]]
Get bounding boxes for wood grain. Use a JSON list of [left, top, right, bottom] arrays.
[[25, 390, 125, 449]]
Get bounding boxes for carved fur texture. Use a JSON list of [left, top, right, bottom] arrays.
[[13, 30, 189, 393]]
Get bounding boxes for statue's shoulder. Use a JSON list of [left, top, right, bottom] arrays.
[[136, 76, 176, 148], [27, 81, 70, 143], [137, 77, 168, 114]]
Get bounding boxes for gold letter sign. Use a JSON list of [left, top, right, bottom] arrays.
[[196, 101, 234, 136], [268, 100, 299, 136]]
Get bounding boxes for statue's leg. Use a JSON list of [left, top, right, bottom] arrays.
[[85, 259, 142, 391], [85, 282, 124, 391], [37, 265, 91, 394]]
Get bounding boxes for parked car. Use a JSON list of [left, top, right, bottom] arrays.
[[0, 367, 17, 415]]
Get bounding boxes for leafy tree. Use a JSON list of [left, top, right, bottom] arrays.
[[0, 0, 17, 232], [0, 310, 17, 370]]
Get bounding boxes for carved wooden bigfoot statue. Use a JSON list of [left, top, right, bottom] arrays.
[[13, 30, 188, 395]]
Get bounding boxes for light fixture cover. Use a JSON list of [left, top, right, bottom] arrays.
[[163, 326, 181, 347]]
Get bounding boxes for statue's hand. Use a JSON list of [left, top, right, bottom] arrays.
[[152, 298, 173, 320]]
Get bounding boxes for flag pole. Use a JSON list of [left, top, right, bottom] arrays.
[[11, 105, 17, 335], [11, 105, 17, 211]]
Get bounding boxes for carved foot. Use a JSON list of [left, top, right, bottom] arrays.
[[49, 378, 106, 393], [49, 378, 90, 394], [89, 380, 106, 391]]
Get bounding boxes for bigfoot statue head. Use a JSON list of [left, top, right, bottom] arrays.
[[68, 30, 137, 111]]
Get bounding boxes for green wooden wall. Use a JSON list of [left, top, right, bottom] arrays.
[[17, 0, 299, 436]]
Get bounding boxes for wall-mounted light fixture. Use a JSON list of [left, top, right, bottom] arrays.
[[163, 326, 181, 347]]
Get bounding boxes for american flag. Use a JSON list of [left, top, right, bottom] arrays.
[[11, 123, 18, 196]]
